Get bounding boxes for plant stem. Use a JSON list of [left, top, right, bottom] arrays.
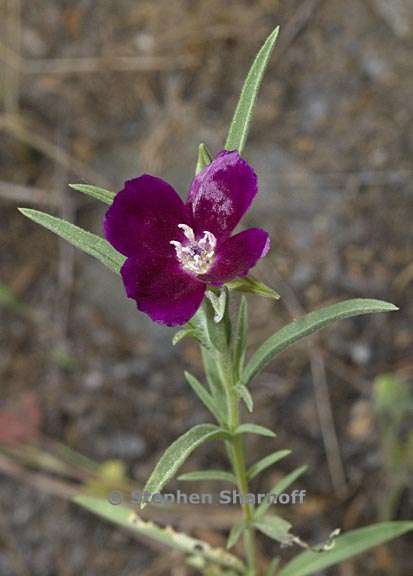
[[199, 298, 257, 573], [231, 433, 257, 573], [218, 347, 257, 575]]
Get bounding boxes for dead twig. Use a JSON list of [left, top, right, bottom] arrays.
[[368, 0, 411, 39], [0, 446, 240, 529], [0, 180, 59, 207], [277, 0, 325, 57], [3, 0, 21, 116], [0, 114, 111, 188], [0, 453, 78, 500], [23, 54, 197, 75]]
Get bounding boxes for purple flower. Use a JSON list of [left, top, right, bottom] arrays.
[[104, 151, 270, 326]]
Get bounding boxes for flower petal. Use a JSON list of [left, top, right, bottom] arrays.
[[104, 175, 189, 257], [201, 228, 270, 284], [187, 151, 258, 240], [121, 254, 206, 326]]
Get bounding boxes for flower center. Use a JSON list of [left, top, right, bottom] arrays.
[[170, 224, 216, 275]]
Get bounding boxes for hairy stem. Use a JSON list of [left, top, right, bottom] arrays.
[[225, 375, 257, 575], [216, 335, 257, 573]]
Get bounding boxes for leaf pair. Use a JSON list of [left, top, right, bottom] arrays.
[[142, 420, 279, 508], [225, 462, 306, 551]]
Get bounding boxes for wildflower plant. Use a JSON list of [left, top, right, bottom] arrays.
[[20, 26, 412, 576]]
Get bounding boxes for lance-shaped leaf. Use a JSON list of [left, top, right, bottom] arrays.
[[279, 522, 413, 576], [19, 208, 125, 274], [256, 465, 307, 518], [184, 371, 224, 422], [201, 347, 227, 409], [178, 470, 237, 484], [235, 423, 275, 438], [172, 327, 197, 346], [235, 383, 254, 413], [74, 495, 245, 573], [247, 449, 291, 481], [69, 183, 115, 205], [227, 276, 280, 300], [190, 303, 224, 351], [225, 26, 280, 153], [233, 296, 248, 378], [227, 522, 245, 549], [195, 143, 213, 174], [254, 514, 293, 545], [243, 299, 398, 386], [141, 424, 224, 508]]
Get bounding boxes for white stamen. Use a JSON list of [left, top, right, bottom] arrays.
[[199, 230, 217, 251], [178, 223, 195, 242], [170, 224, 217, 275], [170, 240, 183, 259]]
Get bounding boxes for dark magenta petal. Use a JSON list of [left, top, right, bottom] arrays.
[[121, 254, 205, 326], [201, 228, 270, 284], [187, 151, 258, 240], [104, 175, 189, 257]]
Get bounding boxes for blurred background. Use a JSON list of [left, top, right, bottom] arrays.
[[0, 0, 412, 574]]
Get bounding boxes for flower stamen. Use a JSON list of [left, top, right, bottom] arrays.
[[177, 223, 195, 242], [171, 225, 216, 275]]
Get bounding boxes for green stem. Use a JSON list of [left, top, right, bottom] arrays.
[[226, 379, 257, 575], [217, 348, 257, 574], [199, 298, 257, 573]]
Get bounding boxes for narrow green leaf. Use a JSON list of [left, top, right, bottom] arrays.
[[227, 276, 280, 300], [18, 208, 125, 273], [235, 383, 254, 413], [265, 558, 280, 576], [196, 143, 213, 174], [178, 470, 237, 484], [247, 449, 291, 481], [201, 347, 226, 407], [69, 183, 115, 205], [141, 424, 223, 508], [256, 465, 307, 518], [233, 296, 248, 377], [184, 372, 223, 422], [225, 26, 279, 153], [254, 514, 292, 545], [206, 289, 227, 323], [191, 302, 226, 351], [243, 299, 398, 386], [74, 495, 245, 573], [279, 522, 413, 576], [235, 423, 276, 438], [227, 522, 245, 549]]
